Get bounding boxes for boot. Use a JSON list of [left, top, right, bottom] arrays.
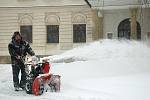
[[20, 81, 25, 90], [14, 86, 21, 91]]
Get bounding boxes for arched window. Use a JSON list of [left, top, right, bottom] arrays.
[[19, 14, 33, 43], [45, 15, 60, 43], [118, 18, 141, 40], [72, 14, 86, 43]]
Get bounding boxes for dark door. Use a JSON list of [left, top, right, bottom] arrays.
[[118, 18, 141, 40]]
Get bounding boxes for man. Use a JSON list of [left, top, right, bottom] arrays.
[[8, 31, 35, 91]]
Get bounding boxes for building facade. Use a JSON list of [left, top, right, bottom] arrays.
[[0, 0, 102, 63], [0, 0, 149, 63], [103, 8, 150, 40]]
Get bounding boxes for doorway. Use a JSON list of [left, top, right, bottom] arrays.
[[118, 18, 141, 40]]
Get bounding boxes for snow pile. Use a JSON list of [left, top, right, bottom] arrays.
[[50, 40, 150, 80], [1, 39, 150, 100], [44, 39, 150, 62]]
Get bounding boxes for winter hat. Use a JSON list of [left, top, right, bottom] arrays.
[[12, 31, 22, 40]]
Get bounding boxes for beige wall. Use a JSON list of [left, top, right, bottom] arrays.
[[92, 9, 103, 40], [0, 6, 94, 56]]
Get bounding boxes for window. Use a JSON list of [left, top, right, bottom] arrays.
[[45, 14, 60, 43], [19, 14, 33, 43], [47, 25, 59, 43], [72, 14, 86, 43], [107, 33, 113, 39], [20, 25, 32, 43], [73, 24, 86, 43]]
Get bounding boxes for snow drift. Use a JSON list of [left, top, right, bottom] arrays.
[[1, 39, 150, 100], [44, 39, 150, 62]]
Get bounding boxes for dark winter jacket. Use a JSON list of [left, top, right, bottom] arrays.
[[8, 32, 35, 64]]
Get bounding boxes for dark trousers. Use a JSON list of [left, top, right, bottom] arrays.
[[12, 62, 26, 88]]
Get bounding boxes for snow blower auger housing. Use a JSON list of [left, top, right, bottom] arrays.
[[25, 56, 61, 96]]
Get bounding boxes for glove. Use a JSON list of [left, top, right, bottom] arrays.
[[16, 55, 21, 60]]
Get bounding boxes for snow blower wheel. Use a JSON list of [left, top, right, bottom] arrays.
[[25, 80, 33, 94]]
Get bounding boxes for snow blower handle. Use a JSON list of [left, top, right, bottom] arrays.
[[15, 55, 26, 64]]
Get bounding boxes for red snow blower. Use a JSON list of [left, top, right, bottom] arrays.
[[25, 56, 61, 96]]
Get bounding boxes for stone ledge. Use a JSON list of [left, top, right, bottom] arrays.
[[0, 56, 11, 64]]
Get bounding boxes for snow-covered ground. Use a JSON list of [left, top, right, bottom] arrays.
[[0, 39, 150, 100]]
